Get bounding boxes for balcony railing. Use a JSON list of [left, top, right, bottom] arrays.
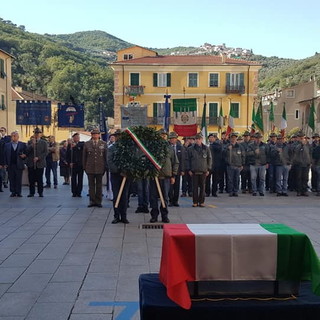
[[124, 85, 144, 96], [226, 85, 245, 94]]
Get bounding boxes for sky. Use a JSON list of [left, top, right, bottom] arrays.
[[1, 0, 319, 59]]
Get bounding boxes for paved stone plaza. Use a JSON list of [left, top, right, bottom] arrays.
[[0, 179, 320, 320]]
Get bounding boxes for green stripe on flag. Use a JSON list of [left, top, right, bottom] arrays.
[[173, 98, 197, 112], [262, 224, 320, 296]]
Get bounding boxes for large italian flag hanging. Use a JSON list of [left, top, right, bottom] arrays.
[[160, 224, 320, 309], [173, 98, 197, 137]]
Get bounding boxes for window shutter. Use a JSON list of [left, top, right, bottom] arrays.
[[209, 103, 218, 117], [226, 73, 230, 85], [153, 103, 158, 117], [0, 59, 4, 78], [153, 73, 158, 87], [130, 73, 139, 86], [167, 73, 171, 87], [239, 73, 244, 86], [1, 95, 5, 110]]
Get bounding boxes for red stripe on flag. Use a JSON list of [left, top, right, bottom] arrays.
[[160, 224, 196, 309], [174, 124, 197, 137]]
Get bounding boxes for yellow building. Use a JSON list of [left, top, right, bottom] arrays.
[[0, 48, 73, 142], [0, 48, 14, 131], [111, 45, 262, 135]]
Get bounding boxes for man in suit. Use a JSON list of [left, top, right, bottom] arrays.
[[0, 127, 11, 190], [25, 128, 48, 197], [83, 128, 107, 207], [67, 132, 84, 197], [2, 132, 27, 197]]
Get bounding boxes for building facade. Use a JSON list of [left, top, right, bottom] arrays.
[[262, 79, 320, 135], [0, 49, 14, 131], [111, 46, 262, 135]]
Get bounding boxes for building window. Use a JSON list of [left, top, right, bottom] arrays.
[[0, 59, 6, 78], [230, 102, 240, 118], [130, 73, 140, 86], [286, 89, 295, 98], [188, 73, 198, 87], [295, 109, 300, 120], [209, 73, 219, 87], [124, 54, 133, 60], [1, 95, 5, 110], [209, 102, 218, 124], [226, 73, 245, 93], [153, 73, 171, 87], [153, 102, 171, 124]]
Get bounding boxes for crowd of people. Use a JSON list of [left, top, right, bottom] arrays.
[[1, 125, 320, 225]]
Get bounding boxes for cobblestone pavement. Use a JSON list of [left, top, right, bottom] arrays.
[[0, 179, 320, 319]]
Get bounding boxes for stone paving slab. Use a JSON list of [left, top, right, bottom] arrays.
[[1, 181, 320, 319]]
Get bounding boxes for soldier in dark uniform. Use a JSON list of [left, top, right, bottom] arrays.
[[292, 132, 312, 196], [67, 133, 84, 197], [187, 133, 212, 207], [266, 132, 277, 193], [149, 129, 179, 223], [311, 133, 320, 192], [83, 128, 107, 207], [312, 138, 320, 196], [181, 137, 194, 197], [224, 132, 245, 197], [210, 134, 223, 197], [240, 131, 252, 193], [288, 134, 298, 191], [25, 128, 48, 197], [247, 132, 269, 196], [168, 131, 185, 207], [107, 130, 130, 224]]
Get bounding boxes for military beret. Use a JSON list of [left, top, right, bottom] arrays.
[[33, 127, 42, 134], [269, 132, 277, 137], [194, 133, 203, 139]]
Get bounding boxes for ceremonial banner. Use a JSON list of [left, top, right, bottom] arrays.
[[173, 98, 197, 137], [16, 100, 51, 125], [160, 224, 320, 309], [121, 104, 147, 128], [57, 103, 84, 128]]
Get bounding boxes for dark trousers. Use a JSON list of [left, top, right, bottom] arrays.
[[205, 172, 213, 195], [45, 160, 58, 186], [240, 165, 252, 191], [8, 165, 23, 195], [111, 173, 130, 220], [296, 166, 309, 194], [227, 166, 241, 194], [169, 175, 181, 205], [71, 167, 84, 196], [288, 165, 297, 191], [212, 167, 223, 195], [87, 173, 103, 205], [137, 178, 149, 208], [192, 173, 206, 205], [28, 167, 44, 195], [311, 166, 318, 191], [182, 172, 193, 195], [149, 178, 170, 220]]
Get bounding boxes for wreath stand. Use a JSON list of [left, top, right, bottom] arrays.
[[114, 127, 166, 209]]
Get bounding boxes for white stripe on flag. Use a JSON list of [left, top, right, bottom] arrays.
[[186, 224, 277, 281]]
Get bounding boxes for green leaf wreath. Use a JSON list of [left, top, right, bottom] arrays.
[[113, 126, 169, 179]]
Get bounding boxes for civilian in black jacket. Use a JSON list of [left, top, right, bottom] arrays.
[[66, 133, 84, 197], [3, 132, 27, 197]]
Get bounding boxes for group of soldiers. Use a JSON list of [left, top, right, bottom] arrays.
[[1, 125, 320, 225]]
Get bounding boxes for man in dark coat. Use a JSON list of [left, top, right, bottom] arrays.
[[2, 132, 27, 197], [67, 133, 84, 197], [25, 128, 48, 197]]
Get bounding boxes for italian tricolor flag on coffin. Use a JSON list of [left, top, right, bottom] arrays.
[[159, 224, 320, 309]]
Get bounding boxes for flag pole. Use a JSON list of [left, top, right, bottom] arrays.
[[155, 176, 166, 208], [115, 176, 127, 208]]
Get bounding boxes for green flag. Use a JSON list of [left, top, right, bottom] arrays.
[[269, 101, 275, 122], [254, 101, 264, 133], [308, 100, 316, 132], [201, 101, 207, 143]]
